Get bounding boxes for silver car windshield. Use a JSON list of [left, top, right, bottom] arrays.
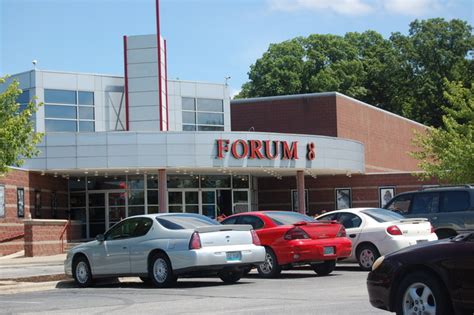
[[361, 208, 405, 222], [265, 211, 316, 226], [156, 214, 219, 230]]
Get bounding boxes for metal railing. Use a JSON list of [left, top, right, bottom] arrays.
[[59, 220, 71, 253]]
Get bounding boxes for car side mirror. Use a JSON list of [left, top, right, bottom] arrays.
[[96, 234, 105, 242]]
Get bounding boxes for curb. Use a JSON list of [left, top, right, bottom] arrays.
[[0, 280, 62, 295]]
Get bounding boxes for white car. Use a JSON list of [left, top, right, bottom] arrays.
[[316, 208, 438, 270], [65, 213, 265, 288]]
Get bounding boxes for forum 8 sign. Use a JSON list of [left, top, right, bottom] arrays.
[[216, 139, 315, 160]]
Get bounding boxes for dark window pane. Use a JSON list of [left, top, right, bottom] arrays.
[[45, 89, 76, 104], [185, 191, 198, 204], [128, 206, 145, 217], [168, 192, 182, 204], [17, 90, 30, 103], [362, 208, 405, 223], [78, 91, 94, 105], [197, 113, 224, 125], [338, 213, 362, 228], [148, 206, 159, 214], [182, 112, 195, 124], [70, 193, 86, 207], [386, 194, 412, 214], [69, 177, 86, 191], [185, 205, 199, 214], [201, 191, 215, 204], [147, 190, 159, 205], [79, 107, 94, 119], [87, 176, 126, 190], [196, 98, 223, 112], [412, 193, 439, 214], [233, 175, 249, 188], [45, 105, 77, 119], [131, 218, 153, 237], [45, 119, 77, 132], [169, 205, 183, 213], [147, 175, 158, 189], [233, 191, 248, 203], [168, 175, 199, 188], [128, 190, 145, 205], [221, 217, 238, 225], [198, 125, 224, 131], [442, 191, 470, 212], [182, 97, 195, 110], [128, 175, 144, 190], [239, 215, 264, 230], [183, 125, 196, 131], [79, 121, 94, 132], [201, 175, 231, 188]]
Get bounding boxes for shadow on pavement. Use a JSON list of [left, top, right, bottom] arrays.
[[244, 272, 341, 279], [335, 266, 367, 272]]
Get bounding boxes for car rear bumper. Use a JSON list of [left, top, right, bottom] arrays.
[[171, 244, 266, 273], [277, 237, 352, 265], [379, 233, 438, 256]]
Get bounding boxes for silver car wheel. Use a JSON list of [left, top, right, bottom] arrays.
[[359, 248, 375, 268], [153, 258, 169, 283], [76, 261, 89, 284], [402, 282, 436, 315], [260, 252, 274, 274]]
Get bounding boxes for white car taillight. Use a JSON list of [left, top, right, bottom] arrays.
[[189, 232, 202, 249], [251, 229, 261, 245]]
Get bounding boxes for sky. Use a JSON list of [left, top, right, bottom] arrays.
[[1, 0, 472, 97]]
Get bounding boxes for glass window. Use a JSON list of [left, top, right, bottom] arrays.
[[203, 204, 216, 218], [233, 175, 249, 188], [79, 107, 94, 119], [147, 190, 159, 205], [197, 112, 224, 125], [361, 208, 405, 223], [69, 177, 86, 191], [87, 176, 126, 190], [45, 120, 76, 132], [238, 215, 264, 230], [182, 97, 195, 110], [167, 175, 199, 188], [266, 211, 316, 225], [337, 212, 362, 228], [221, 217, 238, 225], [105, 218, 135, 240], [441, 191, 470, 212], [45, 105, 77, 119], [201, 191, 215, 204], [196, 98, 223, 112], [131, 218, 153, 237], [128, 206, 145, 217], [128, 175, 145, 190], [147, 175, 159, 189], [70, 193, 86, 207], [182, 112, 196, 124], [183, 125, 196, 131], [79, 121, 94, 132], [156, 214, 219, 230], [45, 89, 76, 104], [317, 213, 339, 221], [233, 191, 248, 203], [200, 175, 231, 188], [412, 193, 439, 214], [185, 205, 199, 214], [128, 190, 145, 205], [148, 206, 159, 214], [185, 191, 198, 204], [198, 126, 224, 131], [386, 194, 412, 214], [17, 90, 31, 103], [169, 205, 183, 213], [168, 191, 182, 204], [78, 91, 94, 105]]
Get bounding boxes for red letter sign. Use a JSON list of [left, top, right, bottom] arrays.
[[217, 139, 229, 159], [282, 141, 299, 160]]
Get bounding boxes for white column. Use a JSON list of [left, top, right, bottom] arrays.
[[158, 169, 168, 213], [296, 170, 305, 214]]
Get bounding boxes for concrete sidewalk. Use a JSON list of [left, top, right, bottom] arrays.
[[0, 252, 66, 280]]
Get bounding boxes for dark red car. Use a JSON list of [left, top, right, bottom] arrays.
[[221, 211, 352, 277]]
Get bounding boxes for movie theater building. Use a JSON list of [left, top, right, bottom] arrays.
[[0, 5, 436, 256]]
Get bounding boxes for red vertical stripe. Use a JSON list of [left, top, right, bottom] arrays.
[[164, 39, 169, 131], [123, 35, 130, 131], [156, 0, 163, 131]]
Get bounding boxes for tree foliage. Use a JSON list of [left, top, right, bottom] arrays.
[[237, 18, 473, 128], [0, 76, 43, 175], [411, 81, 474, 184]]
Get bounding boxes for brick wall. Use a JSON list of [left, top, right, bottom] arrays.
[[335, 95, 427, 172], [24, 219, 81, 257], [258, 173, 439, 216]]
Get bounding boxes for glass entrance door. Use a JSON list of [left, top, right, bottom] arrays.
[[88, 193, 106, 238], [201, 190, 216, 219], [108, 192, 126, 228]]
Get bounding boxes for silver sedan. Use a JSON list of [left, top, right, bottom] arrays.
[[65, 213, 265, 288]]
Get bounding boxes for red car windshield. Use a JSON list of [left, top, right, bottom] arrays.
[[265, 211, 317, 226]]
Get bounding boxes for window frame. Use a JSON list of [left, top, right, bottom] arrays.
[[182, 97, 225, 131]]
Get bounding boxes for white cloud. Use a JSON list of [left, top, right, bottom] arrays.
[[384, 0, 443, 16], [268, 0, 374, 16]]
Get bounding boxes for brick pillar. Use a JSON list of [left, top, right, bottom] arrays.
[[158, 169, 168, 213]]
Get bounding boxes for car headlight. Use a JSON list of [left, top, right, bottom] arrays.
[[372, 256, 385, 271]]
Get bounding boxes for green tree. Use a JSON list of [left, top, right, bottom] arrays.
[[237, 18, 473, 128], [411, 81, 474, 184], [0, 76, 43, 174]]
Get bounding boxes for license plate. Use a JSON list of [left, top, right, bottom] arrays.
[[323, 247, 335, 255], [226, 251, 242, 261]]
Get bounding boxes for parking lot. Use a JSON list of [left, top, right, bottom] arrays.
[[1, 264, 387, 315]]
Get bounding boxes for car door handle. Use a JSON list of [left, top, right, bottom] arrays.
[[349, 234, 356, 238]]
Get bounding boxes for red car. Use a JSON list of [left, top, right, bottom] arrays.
[[221, 211, 352, 277]]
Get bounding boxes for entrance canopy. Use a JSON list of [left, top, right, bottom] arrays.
[[24, 131, 365, 177]]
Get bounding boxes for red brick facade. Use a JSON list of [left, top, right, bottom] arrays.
[[258, 173, 439, 216], [0, 168, 69, 256]]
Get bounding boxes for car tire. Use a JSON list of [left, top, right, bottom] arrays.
[[218, 269, 243, 284], [149, 252, 177, 288], [312, 260, 336, 276], [395, 271, 452, 315], [72, 255, 93, 288], [257, 247, 281, 278], [356, 244, 380, 271]]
